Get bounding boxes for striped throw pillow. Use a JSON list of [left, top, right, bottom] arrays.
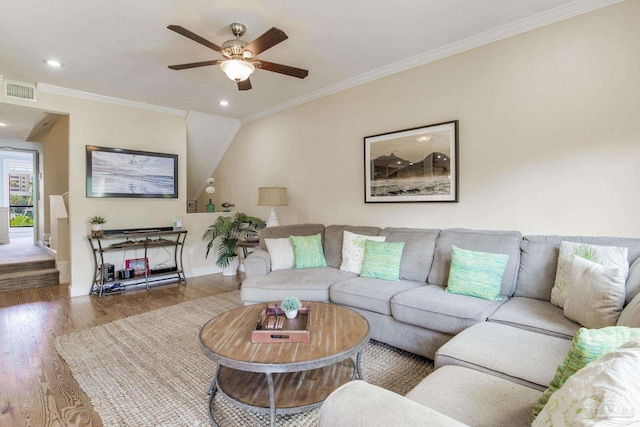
[[290, 234, 327, 269], [446, 245, 508, 301], [360, 240, 405, 281]]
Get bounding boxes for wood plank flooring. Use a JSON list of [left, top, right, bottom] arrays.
[[0, 274, 241, 427]]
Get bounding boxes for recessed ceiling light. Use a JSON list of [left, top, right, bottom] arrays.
[[0, 122, 8, 127], [43, 59, 64, 67], [219, 100, 229, 106]]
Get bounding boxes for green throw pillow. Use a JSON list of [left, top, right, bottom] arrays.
[[446, 246, 509, 301], [360, 240, 405, 281], [290, 234, 327, 269], [532, 326, 640, 420]]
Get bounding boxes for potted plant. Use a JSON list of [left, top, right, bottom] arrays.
[[89, 216, 106, 237], [203, 212, 266, 276], [281, 297, 302, 319]]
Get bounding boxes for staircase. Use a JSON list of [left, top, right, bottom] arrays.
[[0, 259, 60, 292]]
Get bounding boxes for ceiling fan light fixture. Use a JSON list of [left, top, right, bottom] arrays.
[[220, 59, 255, 82]]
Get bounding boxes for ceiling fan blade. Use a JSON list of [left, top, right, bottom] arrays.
[[244, 27, 288, 57], [167, 25, 222, 52], [237, 79, 252, 91], [168, 60, 222, 70], [256, 60, 308, 79]]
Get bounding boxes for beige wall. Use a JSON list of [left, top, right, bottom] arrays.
[[29, 115, 69, 236], [0, 92, 227, 296], [214, 1, 640, 238]]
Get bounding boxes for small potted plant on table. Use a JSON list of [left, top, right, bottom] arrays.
[[89, 216, 106, 237], [281, 297, 302, 319]]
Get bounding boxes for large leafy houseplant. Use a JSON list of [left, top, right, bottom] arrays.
[[203, 212, 266, 268]]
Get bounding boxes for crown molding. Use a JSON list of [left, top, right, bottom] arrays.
[[37, 83, 188, 117], [239, 0, 622, 124]]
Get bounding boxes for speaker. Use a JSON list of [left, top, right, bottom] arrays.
[[102, 263, 115, 282]]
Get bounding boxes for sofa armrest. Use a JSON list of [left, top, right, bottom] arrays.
[[318, 381, 468, 427], [244, 249, 271, 278]]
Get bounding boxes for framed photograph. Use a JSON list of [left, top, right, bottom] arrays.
[[364, 120, 458, 203], [86, 145, 178, 198], [126, 258, 149, 276], [186, 200, 197, 213]]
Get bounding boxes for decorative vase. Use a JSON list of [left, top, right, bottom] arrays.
[[285, 310, 298, 319], [206, 199, 215, 213]]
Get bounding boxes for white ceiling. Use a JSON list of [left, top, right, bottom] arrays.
[[0, 0, 620, 122]]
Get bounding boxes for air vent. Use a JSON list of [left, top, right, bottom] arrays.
[[3, 80, 37, 102]]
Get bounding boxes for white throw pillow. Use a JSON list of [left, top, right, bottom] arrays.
[[339, 231, 386, 274], [551, 241, 629, 308], [264, 238, 294, 270], [533, 337, 640, 427], [562, 256, 626, 328]]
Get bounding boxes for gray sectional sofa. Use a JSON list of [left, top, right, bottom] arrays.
[[241, 224, 640, 426]]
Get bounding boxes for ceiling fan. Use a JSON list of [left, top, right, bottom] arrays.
[[167, 22, 308, 91]]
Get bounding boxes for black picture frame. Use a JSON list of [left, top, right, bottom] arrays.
[[86, 145, 178, 198], [364, 120, 458, 203]]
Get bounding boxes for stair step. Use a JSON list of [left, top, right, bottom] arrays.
[[0, 268, 60, 292], [0, 259, 56, 275]]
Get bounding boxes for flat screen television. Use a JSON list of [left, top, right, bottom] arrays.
[[86, 145, 178, 198]]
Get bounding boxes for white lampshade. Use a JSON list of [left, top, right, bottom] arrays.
[[220, 60, 255, 82]]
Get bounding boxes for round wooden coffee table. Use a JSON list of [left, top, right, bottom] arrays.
[[199, 302, 370, 426]]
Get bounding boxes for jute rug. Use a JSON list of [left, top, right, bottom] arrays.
[[55, 291, 433, 426]]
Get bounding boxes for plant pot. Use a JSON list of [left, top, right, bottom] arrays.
[[285, 310, 298, 319], [91, 224, 104, 237], [222, 257, 239, 276]]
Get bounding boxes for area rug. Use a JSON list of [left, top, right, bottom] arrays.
[[55, 291, 433, 426]]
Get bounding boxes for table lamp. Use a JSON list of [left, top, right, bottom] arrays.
[[258, 187, 287, 227]]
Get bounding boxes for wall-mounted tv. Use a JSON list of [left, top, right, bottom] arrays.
[[86, 145, 178, 198]]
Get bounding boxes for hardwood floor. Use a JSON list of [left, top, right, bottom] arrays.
[[0, 274, 241, 427]]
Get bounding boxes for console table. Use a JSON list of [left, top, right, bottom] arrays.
[[88, 227, 187, 297]]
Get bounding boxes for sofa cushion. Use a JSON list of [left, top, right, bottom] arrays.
[[428, 228, 522, 297], [339, 230, 386, 274], [532, 326, 640, 419], [618, 291, 640, 327], [240, 267, 356, 303], [446, 246, 509, 301], [562, 256, 626, 328], [360, 241, 405, 281], [330, 277, 424, 316], [435, 322, 572, 390], [533, 337, 640, 427], [324, 225, 381, 268], [551, 240, 628, 308], [488, 297, 580, 339], [291, 233, 327, 268], [259, 223, 325, 250], [391, 285, 505, 335], [625, 256, 640, 304], [516, 235, 640, 301], [379, 227, 440, 282], [407, 366, 542, 427], [318, 380, 468, 427]]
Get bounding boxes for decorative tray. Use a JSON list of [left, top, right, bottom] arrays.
[[251, 305, 310, 343]]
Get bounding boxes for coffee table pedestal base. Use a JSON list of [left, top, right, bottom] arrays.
[[208, 357, 361, 426]]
